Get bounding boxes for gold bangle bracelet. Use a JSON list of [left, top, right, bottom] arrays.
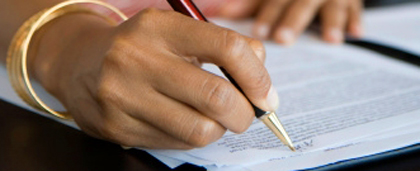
[[7, 0, 128, 119]]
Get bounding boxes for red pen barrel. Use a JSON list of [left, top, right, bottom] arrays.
[[166, 0, 295, 151], [166, 0, 208, 21], [166, 0, 268, 118]]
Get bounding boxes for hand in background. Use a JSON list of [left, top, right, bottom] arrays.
[[217, 0, 363, 45]]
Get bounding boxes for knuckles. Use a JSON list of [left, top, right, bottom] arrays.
[[126, 8, 178, 35], [95, 46, 127, 108], [199, 77, 253, 134], [219, 30, 249, 63], [200, 77, 236, 117], [233, 116, 253, 133], [98, 115, 138, 147], [248, 39, 266, 62], [185, 120, 225, 147], [248, 67, 272, 97], [132, 8, 163, 30], [102, 34, 144, 73], [136, 8, 170, 22], [95, 78, 119, 108]]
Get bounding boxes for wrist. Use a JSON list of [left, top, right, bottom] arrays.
[[29, 13, 113, 97]]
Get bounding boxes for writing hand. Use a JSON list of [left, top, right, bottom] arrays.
[[29, 9, 279, 149]]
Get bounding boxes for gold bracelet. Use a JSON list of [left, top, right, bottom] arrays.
[[7, 0, 128, 119]]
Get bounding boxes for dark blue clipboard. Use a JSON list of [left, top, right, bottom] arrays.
[[311, 144, 420, 171], [346, 39, 420, 67], [306, 39, 420, 171]]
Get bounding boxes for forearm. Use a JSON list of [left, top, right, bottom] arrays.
[[0, 0, 65, 64], [0, 0, 113, 99], [0, 0, 166, 63], [0, 0, 225, 64]]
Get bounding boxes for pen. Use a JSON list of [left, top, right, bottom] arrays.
[[166, 0, 295, 151]]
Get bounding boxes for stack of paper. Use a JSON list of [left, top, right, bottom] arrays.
[[146, 33, 420, 171], [1, 2, 420, 171]]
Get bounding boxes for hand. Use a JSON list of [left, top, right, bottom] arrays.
[[217, 0, 363, 45], [30, 9, 279, 149]]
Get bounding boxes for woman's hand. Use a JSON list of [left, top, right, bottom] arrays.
[[218, 0, 363, 45], [30, 9, 279, 149]]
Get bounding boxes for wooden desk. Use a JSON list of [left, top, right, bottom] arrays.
[[1, 99, 420, 171]]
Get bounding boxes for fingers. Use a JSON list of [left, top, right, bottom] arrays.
[[218, 0, 261, 19], [347, 0, 363, 38], [70, 93, 193, 149], [320, 0, 348, 44], [246, 37, 266, 63], [102, 111, 196, 149], [95, 71, 227, 148], [125, 89, 227, 147], [79, 9, 279, 149], [152, 56, 255, 133], [155, 12, 278, 112], [254, 0, 290, 39], [274, 0, 326, 45], [173, 29, 277, 112], [251, 0, 364, 45]]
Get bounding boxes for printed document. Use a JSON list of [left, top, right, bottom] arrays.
[[147, 35, 420, 170]]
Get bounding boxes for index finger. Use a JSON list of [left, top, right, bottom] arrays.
[[274, 0, 326, 44], [163, 12, 279, 112]]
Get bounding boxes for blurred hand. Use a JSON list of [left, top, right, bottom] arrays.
[[30, 9, 279, 148], [217, 0, 363, 45]]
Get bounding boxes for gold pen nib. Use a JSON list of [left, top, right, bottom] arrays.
[[261, 112, 295, 151]]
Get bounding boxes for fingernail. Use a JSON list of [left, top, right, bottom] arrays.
[[266, 85, 279, 111], [121, 146, 132, 150], [256, 24, 270, 39], [276, 28, 295, 45], [328, 28, 344, 44], [350, 25, 364, 38]]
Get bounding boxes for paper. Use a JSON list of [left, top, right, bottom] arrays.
[[362, 2, 420, 56], [148, 15, 420, 169], [240, 117, 420, 171], [147, 35, 420, 170]]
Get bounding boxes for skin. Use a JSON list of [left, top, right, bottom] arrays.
[[0, 0, 363, 149], [218, 0, 363, 45], [0, 0, 277, 149], [99, 0, 363, 44]]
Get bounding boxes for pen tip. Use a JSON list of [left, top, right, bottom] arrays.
[[289, 145, 296, 152], [261, 112, 296, 152]]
